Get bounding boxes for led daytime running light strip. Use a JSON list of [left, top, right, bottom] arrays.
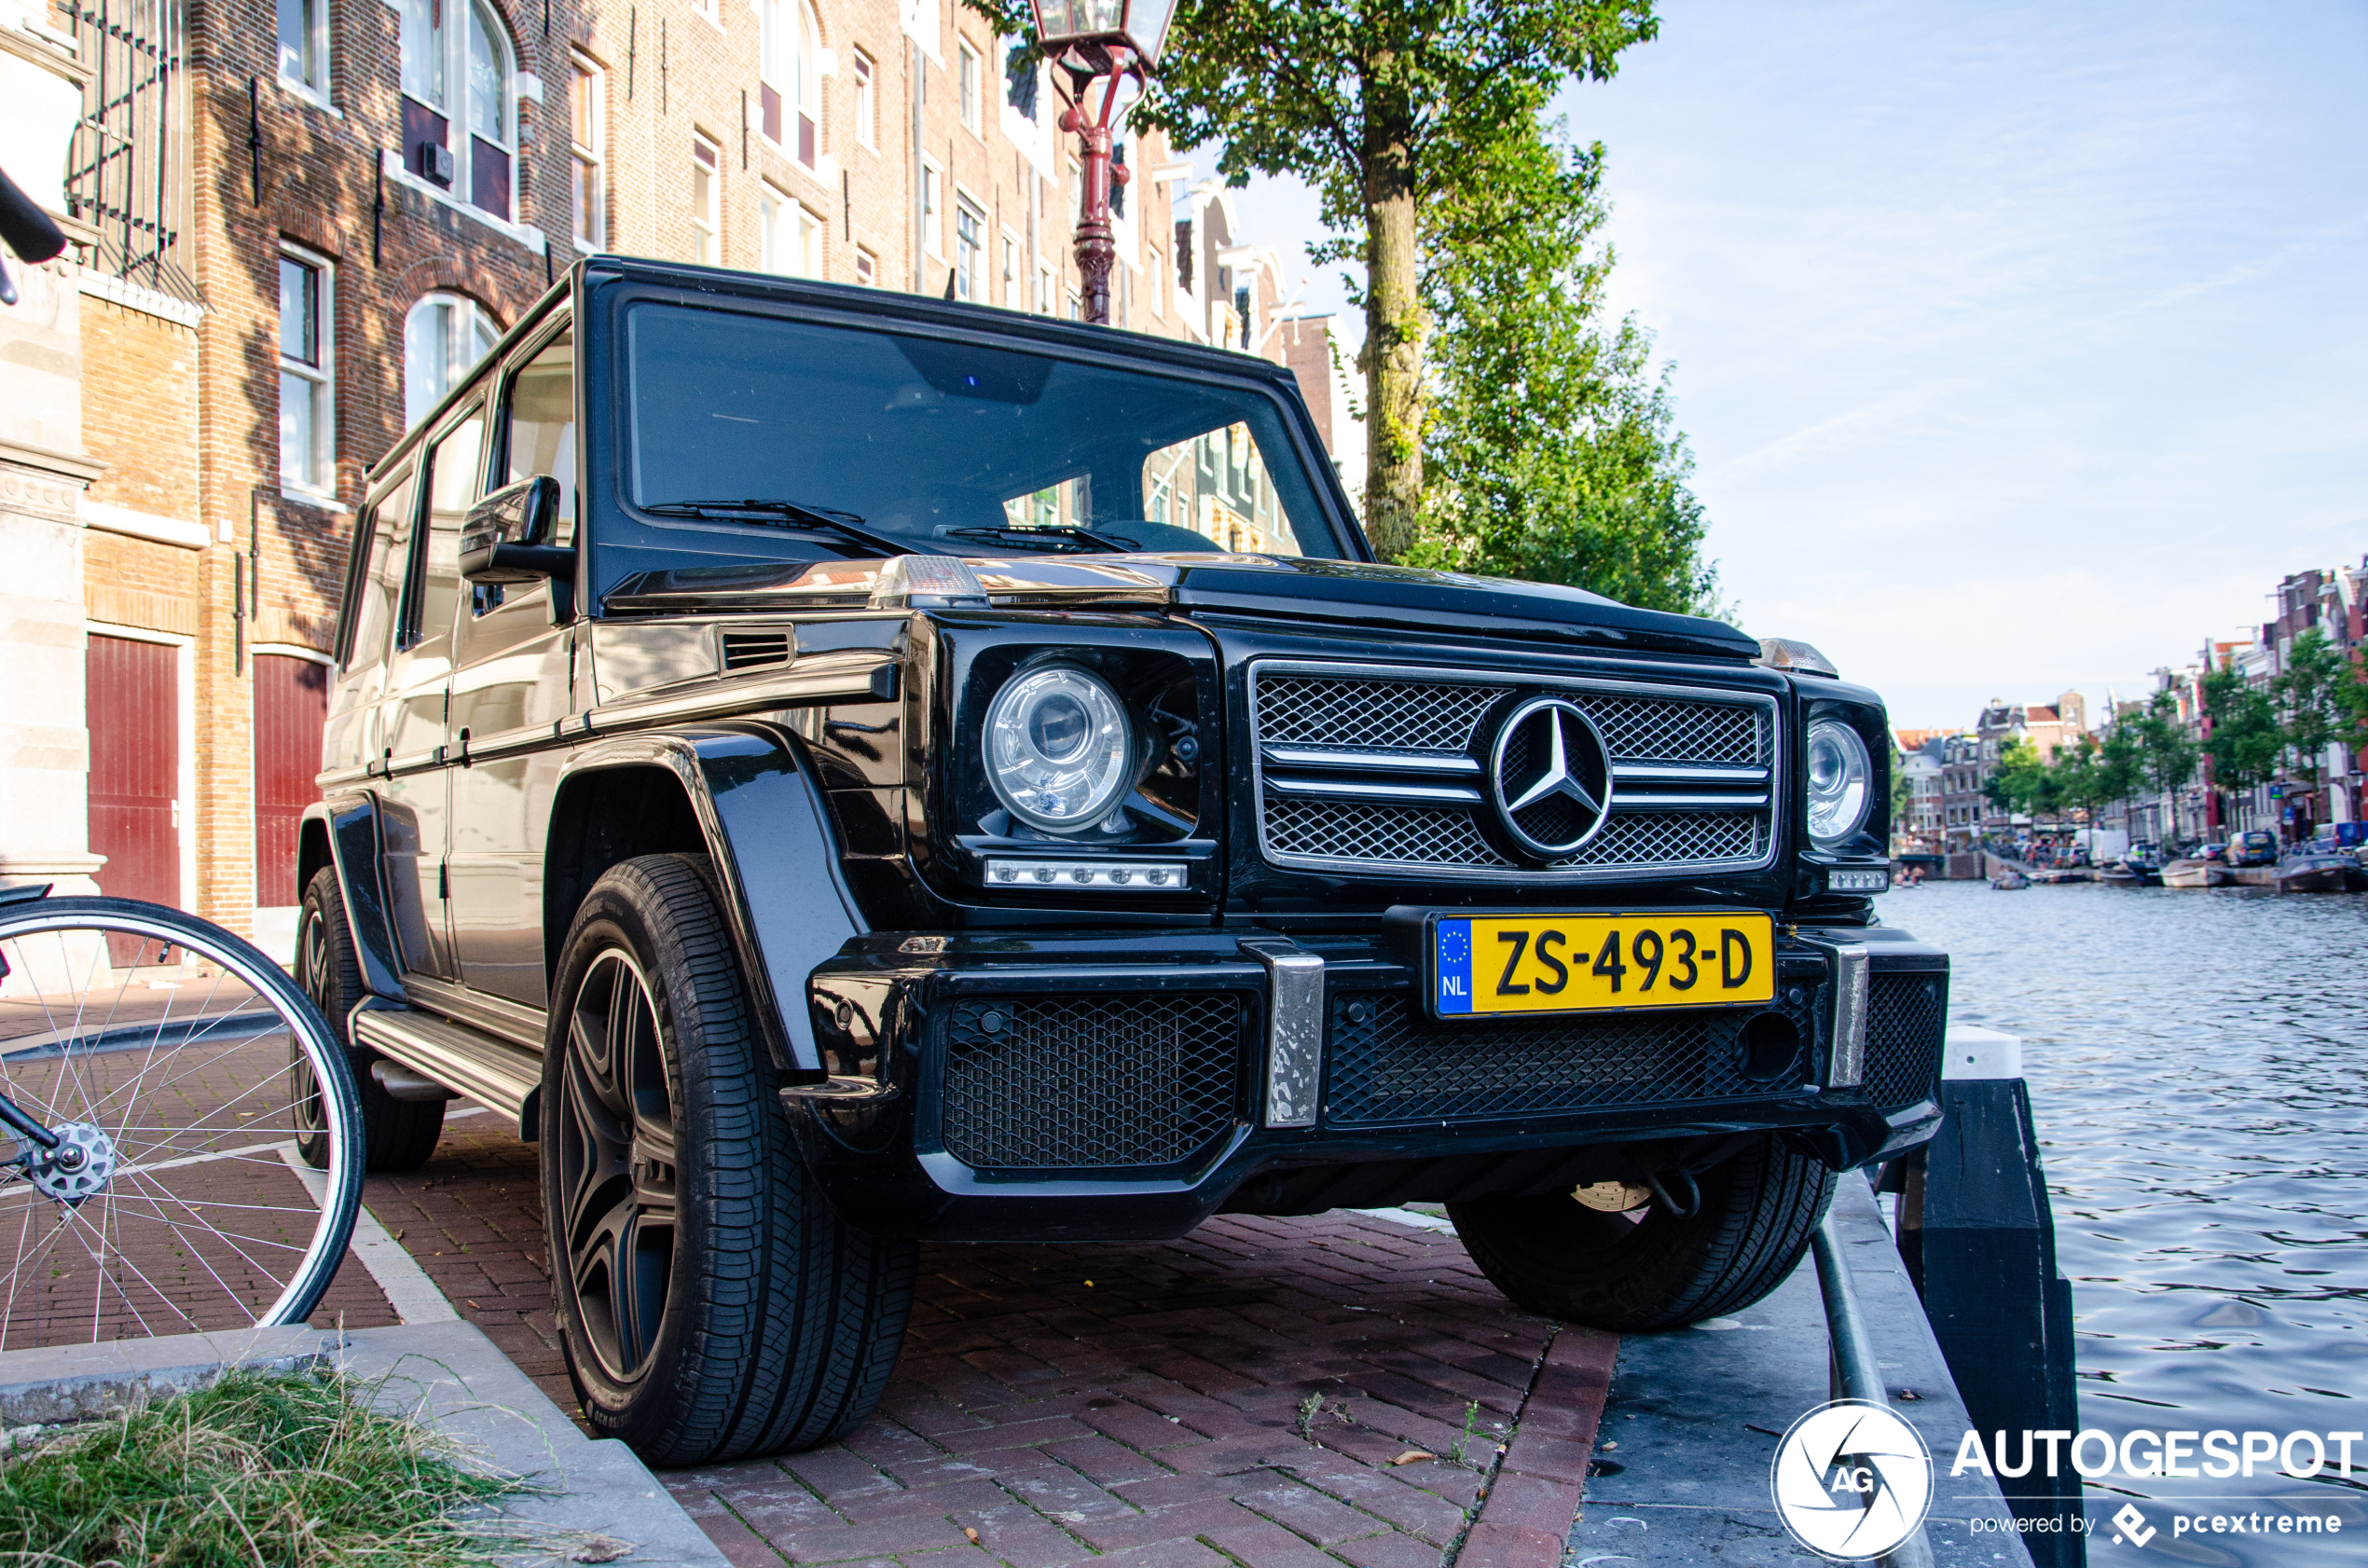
[[986, 859, 1187, 890]]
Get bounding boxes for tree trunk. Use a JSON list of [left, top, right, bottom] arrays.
[[1358, 82, 1422, 562]]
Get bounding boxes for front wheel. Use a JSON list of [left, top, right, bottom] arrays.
[[1447, 1134, 1837, 1331], [544, 854, 916, 1465]]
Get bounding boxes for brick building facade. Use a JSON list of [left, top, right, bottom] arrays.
[[2, 0, 1338, 950]]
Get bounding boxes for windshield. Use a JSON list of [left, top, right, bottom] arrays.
[[621, 302, 1348, 559]]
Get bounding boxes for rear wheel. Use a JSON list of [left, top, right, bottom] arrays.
[[1447, 1134, 1837, 1331], [544, 854, 916, 1465], [296, 869, 443, 1172]]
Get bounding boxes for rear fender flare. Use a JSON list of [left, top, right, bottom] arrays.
[[308, 794, 407, 1000], [550, 727, 863, 1080]]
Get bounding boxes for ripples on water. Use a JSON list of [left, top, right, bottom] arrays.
[[1876, 880, 2368, 1563]]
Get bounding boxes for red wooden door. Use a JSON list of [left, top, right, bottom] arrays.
[[87, 636, 180, 958], [253, 654, 329, 907]]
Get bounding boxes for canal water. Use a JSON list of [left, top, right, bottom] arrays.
[[1875, 880, 2368, 1564]]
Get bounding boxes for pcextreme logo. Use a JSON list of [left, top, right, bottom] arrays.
[[1769, 1399, 1934, 1561]]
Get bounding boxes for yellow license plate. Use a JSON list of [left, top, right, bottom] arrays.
[[1430, 913, 1776, 1017]]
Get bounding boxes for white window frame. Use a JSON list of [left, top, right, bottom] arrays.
[[759, 0, 823, 167], [920, 157, 944, 258], [277, 0, 330, 102], [692, 133, 722, 265], [957, 38, 982, 135], [1036, 259, 1053, 314], [761, 184, 823, 276], [953, 190, 986, 301], [852, 48, 875, 150], [401, 0, 518, 218], [1000, 230, 1021, 310], [278, 243, 335, 498], [854, 245, 877, 285], [569, 54, 605, 253], [403, 292, 499, 430], [1146, 245, 1163, 319]]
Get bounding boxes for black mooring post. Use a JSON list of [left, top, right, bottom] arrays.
[[1894, 1027, 2085, 1568]]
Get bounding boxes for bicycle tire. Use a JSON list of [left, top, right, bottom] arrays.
[[0, 896, 366, 1345]]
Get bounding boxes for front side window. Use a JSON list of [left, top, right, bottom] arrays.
[[691, 136, 721, 265], [401, 0, 515, 217], [340, 468, 417, 676], [408, 406, 486, 654], [404, 292, 498, 428], [571, 56, 604, 249], [277, 0, 328, 94], [619, 304, 1346, 561], [501, 324, 578, 546], [278, 247, 334, 494]]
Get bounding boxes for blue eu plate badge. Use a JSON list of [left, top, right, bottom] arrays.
[[1435, 919, 1475, 1014]]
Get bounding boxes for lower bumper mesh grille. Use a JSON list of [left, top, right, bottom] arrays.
[[942, 995, 1244, 1171], [1862, 970, 1948, 1108], [1323, 989, 1820, 1128]]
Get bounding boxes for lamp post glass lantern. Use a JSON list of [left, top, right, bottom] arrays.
[[1028, 0, 1173, 324]]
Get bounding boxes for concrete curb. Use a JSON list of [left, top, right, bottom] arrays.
[[0, 1320, 730, 1567]]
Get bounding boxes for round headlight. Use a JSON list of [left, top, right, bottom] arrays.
[[984, 665, 1135, 833], [1805, 720, 1873, 847]]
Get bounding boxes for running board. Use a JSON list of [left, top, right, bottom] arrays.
[[352, 1006, 544, 1140]]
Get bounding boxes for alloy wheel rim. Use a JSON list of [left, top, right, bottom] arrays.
[[558, 947, 678, 1384], [291, 910, 328, 1136]]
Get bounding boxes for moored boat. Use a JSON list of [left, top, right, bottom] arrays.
[[2277, 852, 2357, 893], [2161, 859, 2229, 888], [1991, 869, 2031, 889]]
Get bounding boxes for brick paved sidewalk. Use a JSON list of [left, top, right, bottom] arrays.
[[367, 1116, 1617, 1568]]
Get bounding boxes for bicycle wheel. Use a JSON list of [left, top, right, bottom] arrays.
[[0, 895, 365, 1347]]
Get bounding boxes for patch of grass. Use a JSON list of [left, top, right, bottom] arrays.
[[0, 1364, 531, 1568]]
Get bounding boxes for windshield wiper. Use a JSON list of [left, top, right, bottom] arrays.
[[942, 524, 1136, 555], [642, 498, 913, 557]]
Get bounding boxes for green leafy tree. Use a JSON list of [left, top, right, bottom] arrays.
[[1112, 0, 1659, 560], [2133, 691, 2197, 842], [1397, 116, 1719, 613], [2277, 628, 2346, 801], [2200, 666, 2282, 816], [1982, 736, 2056, 819], [2090, 723, 2144, 854]]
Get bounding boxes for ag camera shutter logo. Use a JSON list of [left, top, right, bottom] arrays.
[[1770, 1399, 1934, 1561]]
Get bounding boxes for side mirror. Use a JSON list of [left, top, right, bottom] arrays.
[[460, 475, 571, 585]]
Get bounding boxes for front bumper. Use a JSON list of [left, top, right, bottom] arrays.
[[792, 923, 1948, 1241]]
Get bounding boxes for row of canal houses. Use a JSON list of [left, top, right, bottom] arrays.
[[1894, 557, 2368, 859]]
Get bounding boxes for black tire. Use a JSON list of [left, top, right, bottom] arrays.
[[543, 854, 916, 1465], [1447, 1135, 1838, 1332], [297, 868, 445, 1172]]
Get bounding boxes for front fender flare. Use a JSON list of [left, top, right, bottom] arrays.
[[553, 726, 863, 1080], [310, 793, 407, 1001]]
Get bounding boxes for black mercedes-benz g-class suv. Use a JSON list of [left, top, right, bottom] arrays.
[[299, 255, 1947, 1465]]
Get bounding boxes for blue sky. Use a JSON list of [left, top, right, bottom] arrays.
[[1221, 1, 2368, 730]]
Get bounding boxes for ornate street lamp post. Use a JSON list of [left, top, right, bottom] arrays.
[[1026, 0, 1175, 325]]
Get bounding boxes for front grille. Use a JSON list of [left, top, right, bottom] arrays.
[[1249, 663, 1779, 881], [1323, 989, 1819, 1127], [941, 995, 1244, 1171], [1862, 970, 1948, 1108]]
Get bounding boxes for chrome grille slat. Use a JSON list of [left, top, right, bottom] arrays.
[[1249, 662, 1780, 882]]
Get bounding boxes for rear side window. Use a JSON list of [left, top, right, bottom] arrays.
[[403, 405, 485, 655], [501, 323, 577, 546], [339, 466, 418, 673]]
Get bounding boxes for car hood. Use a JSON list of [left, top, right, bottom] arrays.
[[601, 550, 1759, 661]]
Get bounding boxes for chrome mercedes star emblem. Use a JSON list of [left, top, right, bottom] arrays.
[[1489, 697, 1615, 860]]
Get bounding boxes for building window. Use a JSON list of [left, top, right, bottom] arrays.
[[953, 197, 986, 300], [278, 247, 333, 494], [1067, 285, 1081, 321], [762, 186, 821, 276], [1001, 233, 1020, 309], [570, 57, 604, 250], [403, 293, 497, 428], [853, 48, 874, 149], [1147, 246, 1163, 317], [920, 158, 943, 256], [1068, 156, 1083, 225], [401, 0, 516, 218], [1003, 37, 1039, 119], [957, 39, 982, 133], [1036, 260, 1053, 314], [855, 246, 876, 285], [277, 0, 328, 96], [691, 134, 721, 265], [760, 0, 822, 166]]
